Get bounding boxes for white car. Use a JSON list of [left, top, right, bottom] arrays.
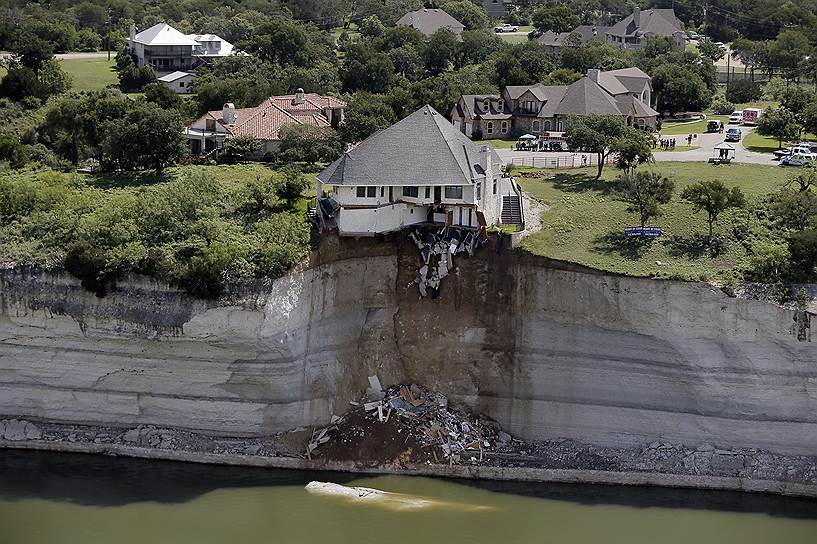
[[728, 111, 743, 124], [494, 24, 519, 33], [781, 152, 816, 167], [688, 31, 700, 40]]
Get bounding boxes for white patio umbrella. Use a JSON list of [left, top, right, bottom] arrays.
[[518, 134, 537, 140]]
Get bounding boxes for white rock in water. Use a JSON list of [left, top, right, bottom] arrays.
[[304, 482, 492, 512], [1, 420, 42, 441]]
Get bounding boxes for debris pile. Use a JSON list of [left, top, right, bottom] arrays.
[[407, 226, 487, 298], [306, 376, 522, 466]]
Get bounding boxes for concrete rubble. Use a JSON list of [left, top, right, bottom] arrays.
[[407, 226, 487, 298]]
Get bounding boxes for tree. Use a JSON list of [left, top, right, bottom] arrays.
[[615, 171, 675, 228], [143, 82, 183, 110], [710, 95, 735, 115], [0, 133, 29, 168], [532, 4, 580, 34], [651, 64, 711, 116], [222, 134, 263, 160], [541, 68, 582, 86], [788, 229, 817, 280], [340, 92, 397, 142], [441, 0, 490, 30], [457, 30, 501, 68], [565, 115, 627, 179], [9, 31, 54, 70], [769, 30, 812, 82], [423, 28, 459, 75], [757, 107, 801, 149], [770, 188, 817, 231], [341, 44, 394, 92], [730, 38, 764, 82], [613, 129, 654, 176], [359, 16, 386, 38], [278, 124, 343, 164], [681, 180, 746, 240], [99, 103, 185, 172], [0, 59, 70, 102], [725, 79, 761, 104], [697, 39, 725, 63], [118, 63, 156, 92]]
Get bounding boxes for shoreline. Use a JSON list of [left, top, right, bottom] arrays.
[[3, 437, 817, 500]]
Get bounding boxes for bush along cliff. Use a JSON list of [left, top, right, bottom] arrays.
[[0, 165, 314, 297]]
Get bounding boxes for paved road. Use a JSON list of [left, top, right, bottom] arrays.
[[495, 126, 777, 167]]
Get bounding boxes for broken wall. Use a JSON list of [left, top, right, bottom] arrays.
[[1, 234, 817, 455]]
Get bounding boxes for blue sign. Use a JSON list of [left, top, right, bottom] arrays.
[[625, 227, 663, 237]]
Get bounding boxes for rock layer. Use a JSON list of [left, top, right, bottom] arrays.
[[1, 235, 816, 455]]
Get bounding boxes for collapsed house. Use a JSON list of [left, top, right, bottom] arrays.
[[408, 225, 487, 298]]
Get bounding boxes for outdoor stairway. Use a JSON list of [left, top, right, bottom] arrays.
[[501, 195, 523, 225]]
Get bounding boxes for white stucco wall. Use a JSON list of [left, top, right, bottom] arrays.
[[338, 204, 428, 236]]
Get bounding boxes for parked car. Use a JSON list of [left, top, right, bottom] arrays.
[[494, 24, 519, 33], [725, 128, 741, 142], [728, 111, 743, 124], [742, 108, 763, 125], [706, 120, 723, 133], [781, 151, 816, 167], [688, 31, 700, 40], [714, 41, 727, 50]]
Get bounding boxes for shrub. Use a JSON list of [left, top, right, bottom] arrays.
[[710, 95, 735, 115], [726, 80, 761, 104]]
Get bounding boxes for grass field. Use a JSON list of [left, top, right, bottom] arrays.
[[743, 130, 817, 153], [498, 33, 530, 44], [475, 138, 516, 148], [659, 115, 729, 135], [517, 161, 790, 281], [59, 57, 117, 92]]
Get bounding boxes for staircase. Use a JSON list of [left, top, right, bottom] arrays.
[[501, 195, 523, 225]]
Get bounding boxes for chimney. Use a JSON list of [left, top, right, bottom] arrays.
[[481, 145, 492, 182], [293, 88, 305, 105], [129, 24, 137, 42], [587, 68, 599, 83], [633, 7, 641, 27], [222, 102, 236, 124]]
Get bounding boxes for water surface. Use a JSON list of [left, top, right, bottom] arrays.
[[0, 451, 815, 544]]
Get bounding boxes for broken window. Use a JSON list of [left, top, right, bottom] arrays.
[[444, 186, 463, 199], [403, 186, 419, 198]]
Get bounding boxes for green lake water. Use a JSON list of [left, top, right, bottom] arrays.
[[0, 451, 816, 544]]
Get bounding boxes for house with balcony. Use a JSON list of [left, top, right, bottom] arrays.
[[128, 23, 236, 74], [450, 67, 657, 140], [605, 7, 685, 50], [184, 90, 346, 157], [316, 105, 522, 236]]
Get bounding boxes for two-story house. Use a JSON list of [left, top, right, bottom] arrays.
[[605, 7, 685, 50], [317, 105, 522, 236], [128, 23, 236, 74], [450, 67, 658, 140]]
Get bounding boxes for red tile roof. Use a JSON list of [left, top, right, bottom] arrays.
[[193, 93, 345, 141]]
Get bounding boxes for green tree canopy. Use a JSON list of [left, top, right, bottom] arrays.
[[681, 180, 746, 239], [615, 171, 675, 228]]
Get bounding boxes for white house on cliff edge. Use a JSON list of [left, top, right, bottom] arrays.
[[316, 105, 523, 237]]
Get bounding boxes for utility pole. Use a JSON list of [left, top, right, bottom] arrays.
[[106, 9, 112, 61]]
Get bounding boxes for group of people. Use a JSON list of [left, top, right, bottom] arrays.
[[656, 138, 677, 150]]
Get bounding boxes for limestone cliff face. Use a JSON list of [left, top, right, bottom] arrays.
[[1, 236, 816, 454]]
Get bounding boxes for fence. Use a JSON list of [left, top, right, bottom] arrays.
[[507, 153, 615, 169]]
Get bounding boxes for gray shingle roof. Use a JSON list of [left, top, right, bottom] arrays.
[[459, 95, 513, 120], [396, 9, 465, 37], [318, 105, 499, 187], [554, 78, 623, 116], [537, 25, 610, 47], [607, 8, 683, 38]]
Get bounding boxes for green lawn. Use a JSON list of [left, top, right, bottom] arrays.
[[476, 138, 516, 149], [659, 115, 729, 135], [499, 33, 529, 44], [59, 57, 117, 92], [517, 162, 790, 281], [743, 130, 817, 153]]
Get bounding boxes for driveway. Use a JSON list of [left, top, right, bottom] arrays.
[[495, 127, 776, 167]]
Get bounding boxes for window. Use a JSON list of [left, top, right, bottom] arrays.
[[205, 118, 216, 130], [497, 100, 504, 112], [557, 121, 563, 131], [544, 120, 551, 131], [486, 121, 494, 135], [356, 186, 366, 197], [476, 182, 481, 200], [403, 186, 419, 198], [483, 99, 490, 111], [179, 82, 185, 88], [380, 186, 385, 197], [501, 121, 509, 133], [444, 186, 463, 199], [424, 187, 430, 199], [493, 179, 497, 195], [532, 120, 540, 133], [367, 186, 377, 198]]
